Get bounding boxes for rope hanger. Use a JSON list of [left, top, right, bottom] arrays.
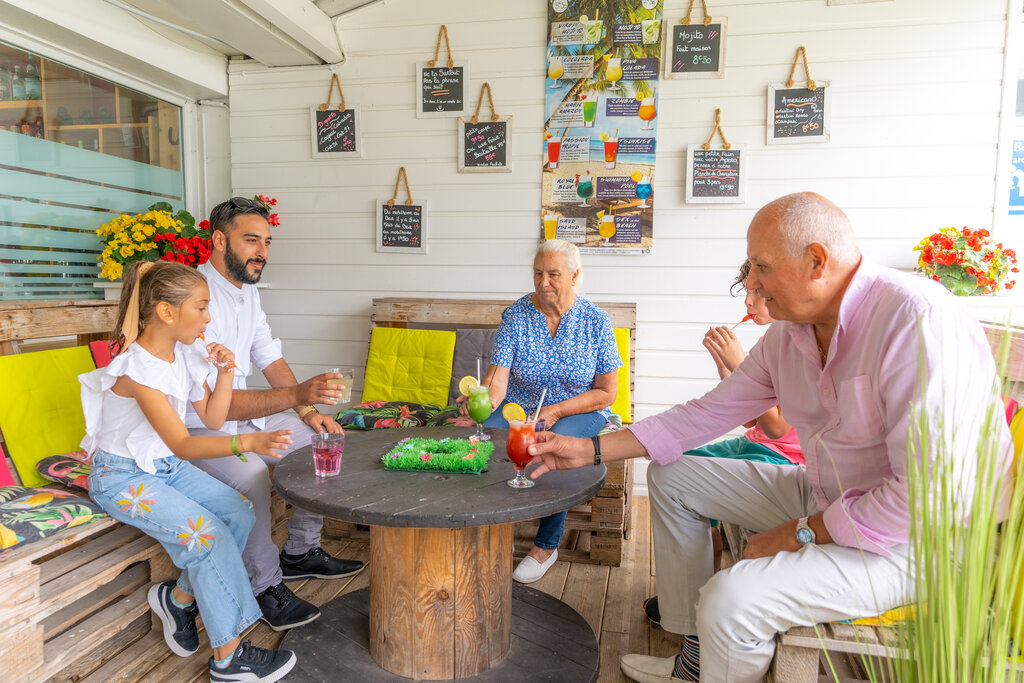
[[388, 167, 414, 207], [471, 83, 500, 124], [702, 108, 731, 150], [318, 73, 346, 112], [681, 0, 713, 26], [786, 46, 817, 91], [428, 25, 455, 68]]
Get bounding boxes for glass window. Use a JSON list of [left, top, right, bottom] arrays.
[[0, 40, 185, 300]]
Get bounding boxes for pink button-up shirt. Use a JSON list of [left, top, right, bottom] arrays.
[[630, 260, 1013, 556]]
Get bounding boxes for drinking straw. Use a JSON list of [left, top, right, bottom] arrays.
[[477, 357, 481, 384], [532, 387, 547, 423], [613, 127, 618, 141], [730, 314, 753, 330]]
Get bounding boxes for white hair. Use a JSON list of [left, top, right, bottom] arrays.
[[535, 239, 582, 290], [774, 193, 858, 260]]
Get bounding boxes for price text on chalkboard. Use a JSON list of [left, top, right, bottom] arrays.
[[770, 86, 828, 141], [314, 108, 356, 154], [464, 121, 507, 168], [690, 149, 741, 198], [420, 65, 466, 114], [670, 23, 722, 74], [380, 204, 423, 249]]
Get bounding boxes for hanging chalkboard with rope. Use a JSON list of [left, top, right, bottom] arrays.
[[458, 83, 512, 173], [767, 47, 831, 145], [310, 74, 362, 158], [376, 167, 428, 254], [664, 0, 727, 80], [416, 25, 469, 118]]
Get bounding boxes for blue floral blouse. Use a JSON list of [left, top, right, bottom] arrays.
[[490, 294, 622, 417]]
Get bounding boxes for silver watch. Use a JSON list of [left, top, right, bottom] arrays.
[[796, 517, 816, 546]]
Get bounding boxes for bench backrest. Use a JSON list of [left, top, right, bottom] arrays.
[[368, 297, 637, 423]]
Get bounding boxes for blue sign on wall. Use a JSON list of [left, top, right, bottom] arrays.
[[1011, 139, 1024, 216]]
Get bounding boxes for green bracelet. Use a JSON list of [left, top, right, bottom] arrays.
[[231, 434, 248, 463]]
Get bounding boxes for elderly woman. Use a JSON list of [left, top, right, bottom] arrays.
[[481, 239, 621, 583]]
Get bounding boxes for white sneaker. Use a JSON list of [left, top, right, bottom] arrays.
[[512, 550, 558, 583]]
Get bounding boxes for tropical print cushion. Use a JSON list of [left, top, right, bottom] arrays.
[[337, 400, 475, 430], [0, 486, 106, 551], [36, 452, 92, 492]]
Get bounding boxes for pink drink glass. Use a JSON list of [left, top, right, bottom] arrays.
[[311, 432, 344, 477]]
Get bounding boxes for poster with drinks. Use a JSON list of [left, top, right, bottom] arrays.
[[542, 0, 663, 255]]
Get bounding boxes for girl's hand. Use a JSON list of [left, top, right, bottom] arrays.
[[703, 326, 746, 373], [242, 430, 293, 459], [206, 343, 236, 373], [455, 394, 468, 417]]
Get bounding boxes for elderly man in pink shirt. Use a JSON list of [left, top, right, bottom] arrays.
[[529, 192, 1013, 683]]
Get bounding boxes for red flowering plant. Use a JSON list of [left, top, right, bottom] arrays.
[[913, 227, 1018, 296], [255, 194, 280, 227], [96, 202, 211, 280]]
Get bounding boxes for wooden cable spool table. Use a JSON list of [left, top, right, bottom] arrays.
[[273, 426, 605, 682]]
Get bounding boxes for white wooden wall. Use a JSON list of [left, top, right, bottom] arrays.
[[228, 0, 1014, 492]]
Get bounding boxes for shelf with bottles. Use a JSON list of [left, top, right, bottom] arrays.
[[0, 99, 42, 110]]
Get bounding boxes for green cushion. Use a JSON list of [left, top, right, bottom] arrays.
[[0, 347, 95, 487], [361, 328, 456, 408]]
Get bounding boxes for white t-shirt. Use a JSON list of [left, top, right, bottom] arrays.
[[79, 341, 210, 473], [183, 261, 284, 434]]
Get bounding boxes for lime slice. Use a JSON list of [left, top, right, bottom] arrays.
[[599, 132, 610, 142], [502, 403, 527, 422], [458, 376, 480, 396], [579, 14, 588, 22]]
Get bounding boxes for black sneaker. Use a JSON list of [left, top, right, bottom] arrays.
[[209, 641, 296, 683], [280, 546, 364, 581], [147, 581, 199, 657], [644, 596, 661, 626], [256, 581, 320, 631]]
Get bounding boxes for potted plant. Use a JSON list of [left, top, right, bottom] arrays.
[[913, 227, 1018, 296]]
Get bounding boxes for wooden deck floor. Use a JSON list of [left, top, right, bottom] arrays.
[[81, 495, 693, 682]]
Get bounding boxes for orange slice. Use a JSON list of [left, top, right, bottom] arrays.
[[458, 376, 480, 396], [502, 403, 527, 422]]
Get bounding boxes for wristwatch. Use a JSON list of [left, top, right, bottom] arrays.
[[796, 517, 816, 546]]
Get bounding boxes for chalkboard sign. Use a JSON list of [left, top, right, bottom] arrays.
[[309, 105, 362, 158], [457, 116, 512, 173], [416, 62, 469, 118], [664, 18, 727, 80], [685, 145, 745, 204], [376, 199, 428, 253], [767, 82, 831, 145]]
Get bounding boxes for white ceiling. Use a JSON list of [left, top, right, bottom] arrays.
[[117, 0, 378, 67]]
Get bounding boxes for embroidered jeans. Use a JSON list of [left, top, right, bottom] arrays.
[[88, 451, 262, 648]]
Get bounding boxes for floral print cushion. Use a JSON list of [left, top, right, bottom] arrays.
[[0, 486, 106, 552], [36, 451, 92, 492], [337, 400, 476, 430]]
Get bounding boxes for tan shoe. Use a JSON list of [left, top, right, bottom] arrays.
[[620, 653, 681, 682]]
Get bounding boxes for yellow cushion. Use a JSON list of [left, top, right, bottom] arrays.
[[362, 328, 456, 407], [0, 347, 95, 488], [610, 327, 632, 424]]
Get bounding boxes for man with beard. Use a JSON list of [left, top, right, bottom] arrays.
[[185, 197, 363, 632]]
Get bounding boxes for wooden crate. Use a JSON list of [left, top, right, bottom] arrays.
[[0, 515, 171, 682], [370, 297, 637, 566]]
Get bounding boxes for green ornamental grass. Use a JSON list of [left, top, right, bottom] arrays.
[[382, 437, 493, 474]]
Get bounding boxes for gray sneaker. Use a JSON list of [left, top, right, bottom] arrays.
[[147, 581, 199, 657], [208, 641, 296, 682]]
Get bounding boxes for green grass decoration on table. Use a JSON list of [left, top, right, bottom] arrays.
[[382, 437, 493, 474]]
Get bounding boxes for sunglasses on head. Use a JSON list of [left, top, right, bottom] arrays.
[[229, 197, 263, 210]]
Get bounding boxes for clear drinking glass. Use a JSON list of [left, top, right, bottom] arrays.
[[311, 432, 344, 477], [326, 367, 354, 403], [467, 385, 492, 441], [506, 419, 536, 488]]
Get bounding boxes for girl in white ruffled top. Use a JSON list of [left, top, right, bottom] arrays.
[[79, 260, 297, 683]]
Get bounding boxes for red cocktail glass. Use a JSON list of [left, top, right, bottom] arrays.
[[506, 419, 536, 489]]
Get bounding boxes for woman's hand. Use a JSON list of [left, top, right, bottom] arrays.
[[702, 326, 746, 375], [537, 404, 563, 428], [205, 343, 236, 374], [455, 394, 469, 417], [241, 430, 293, 459]]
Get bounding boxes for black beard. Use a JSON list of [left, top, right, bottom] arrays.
[[224, 238, 265, 285]]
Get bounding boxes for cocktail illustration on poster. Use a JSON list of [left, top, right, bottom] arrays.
[[542, 0, 662, 255]]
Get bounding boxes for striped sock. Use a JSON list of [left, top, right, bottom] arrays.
[[671, 635, 700, 681]]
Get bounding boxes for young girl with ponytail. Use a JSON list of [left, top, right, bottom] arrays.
[[79, 260, 297, 682]]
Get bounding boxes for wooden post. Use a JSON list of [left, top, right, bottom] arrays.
[[369, 523, 512, 679]]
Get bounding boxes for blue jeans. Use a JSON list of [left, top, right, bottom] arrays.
[[88, 451, 262, 648], [485, 406, 607, 550]]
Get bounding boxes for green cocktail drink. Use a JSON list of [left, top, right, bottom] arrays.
[[467, 385, 492, 441], [582, 100, 597, 127]]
